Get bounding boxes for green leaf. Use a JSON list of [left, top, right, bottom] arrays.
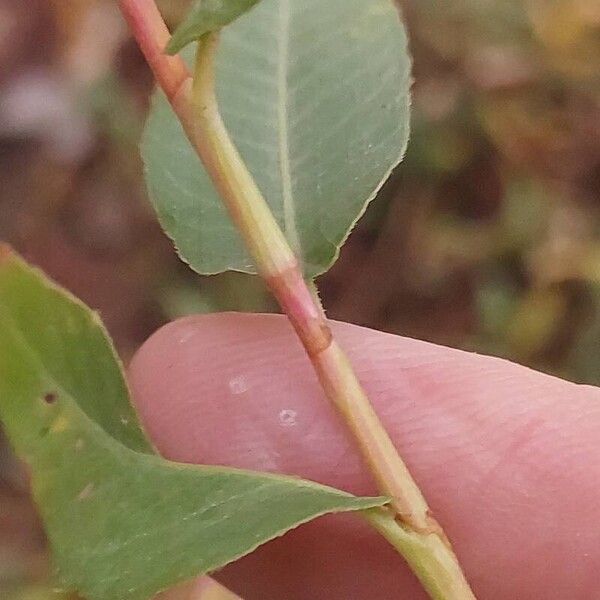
[[0, 247, 385, 600], [143, 0, 411, 277], [167, 0, 263, 54]]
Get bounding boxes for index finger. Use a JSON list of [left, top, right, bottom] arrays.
[[130, 313, 600, 600]]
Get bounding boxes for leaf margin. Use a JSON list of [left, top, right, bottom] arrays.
[[0, 246, 387, 600]]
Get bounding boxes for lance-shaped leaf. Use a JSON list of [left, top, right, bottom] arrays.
[[143, 0, 411, 277], [0, 247, 385, 600], [167, 0, 263, 54]]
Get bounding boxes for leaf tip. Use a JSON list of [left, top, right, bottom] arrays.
[[165, 36, 182, 56]]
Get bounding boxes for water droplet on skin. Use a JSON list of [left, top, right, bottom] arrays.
[[228, 376, 249, 395], [178, 330, 196, 345], [279, 409, 297, 428]]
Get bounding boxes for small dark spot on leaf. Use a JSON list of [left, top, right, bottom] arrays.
[[44, 392, 57, 404]]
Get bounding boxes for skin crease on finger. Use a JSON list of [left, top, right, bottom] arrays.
[[128, 313, 600, 600]]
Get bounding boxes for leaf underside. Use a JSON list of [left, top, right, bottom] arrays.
[[143, 0, 411, 278], [0, 247, 385, 600]]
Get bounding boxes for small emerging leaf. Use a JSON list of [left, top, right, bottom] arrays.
[[167, 0, 262, 54], [0, 247, 386, 600]]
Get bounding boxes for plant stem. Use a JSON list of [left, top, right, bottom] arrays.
[[363, 509, 474, 600], [118, 0, 188, 102], [119, 2, 476, 598]]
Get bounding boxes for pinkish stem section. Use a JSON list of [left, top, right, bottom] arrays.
[[265, 265, 333, 357], [119, 0, 189, 101]]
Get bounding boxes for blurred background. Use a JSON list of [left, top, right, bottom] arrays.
[[0, 0, 598, 597]]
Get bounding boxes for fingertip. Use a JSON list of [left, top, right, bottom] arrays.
[[128, 313, 368, 490], [129, 313, 600, 599]]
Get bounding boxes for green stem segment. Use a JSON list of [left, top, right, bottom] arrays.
[[188, 31, 436, 529], [364, 509, 475, 600], [119, 2, 476, 598]]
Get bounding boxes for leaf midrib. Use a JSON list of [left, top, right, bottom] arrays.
[[276, 0, 302, 256]]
